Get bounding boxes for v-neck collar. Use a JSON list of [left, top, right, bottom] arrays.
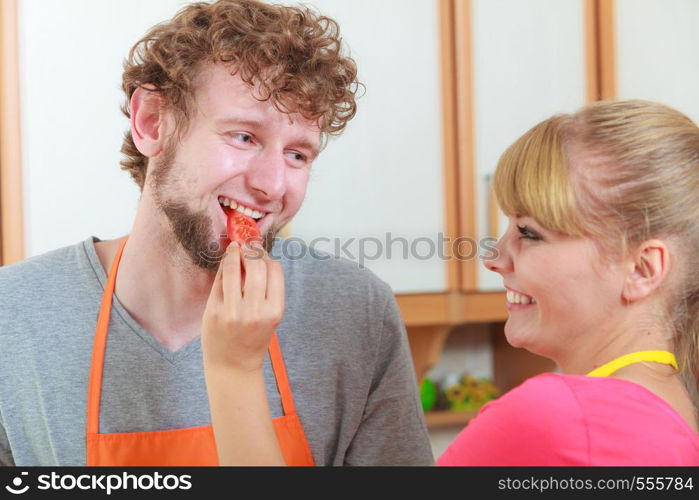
[[83, 236, 201, 365]]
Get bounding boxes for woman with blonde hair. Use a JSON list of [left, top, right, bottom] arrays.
[[203, 99, 699, 465], [438, 99, 699, 465]]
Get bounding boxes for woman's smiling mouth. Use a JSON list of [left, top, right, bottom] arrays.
[[505, 286, 537, 311]]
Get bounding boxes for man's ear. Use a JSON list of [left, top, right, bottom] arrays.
[[130, 85, 168, 158], [622, 239, 670, 303]]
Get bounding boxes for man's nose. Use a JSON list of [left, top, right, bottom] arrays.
[[483, 235, 513, 275], [246, 150, 286, 200]]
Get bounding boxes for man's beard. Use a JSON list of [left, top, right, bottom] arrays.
[[150, 152, 279, 271]]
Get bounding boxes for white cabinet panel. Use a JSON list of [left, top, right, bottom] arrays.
[[472, 0, 586, 290], [616, 0, 699, 124], [279, 0, 447, 293]]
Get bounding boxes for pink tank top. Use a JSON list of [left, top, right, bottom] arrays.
[[437, 373, 699, 466]]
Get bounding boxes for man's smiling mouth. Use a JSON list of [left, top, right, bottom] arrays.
[[217, 196, 267, 221]]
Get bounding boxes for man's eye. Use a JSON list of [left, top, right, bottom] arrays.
[[232, 133, 253, 144], [286, 151, 306, 163], [517, 224, 541, 241]]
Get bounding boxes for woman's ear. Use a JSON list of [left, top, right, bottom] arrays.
[[130, 85, 168, 157], [622, 239, 669, 303]]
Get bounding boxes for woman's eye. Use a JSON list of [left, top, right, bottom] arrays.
[[517, 224, 541, 241]]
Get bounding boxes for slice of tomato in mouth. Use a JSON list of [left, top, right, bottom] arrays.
[[225, 207, 262, 248]]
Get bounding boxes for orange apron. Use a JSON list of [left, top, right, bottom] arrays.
[[86, 236, 315, 466]]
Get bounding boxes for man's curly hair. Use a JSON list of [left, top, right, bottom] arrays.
[[120, 0, 361, 190]]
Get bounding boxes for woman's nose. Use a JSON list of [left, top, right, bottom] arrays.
[[483, 236, 512, 275]]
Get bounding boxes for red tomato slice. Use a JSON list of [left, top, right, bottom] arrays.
[[226, 210, 261, 247]]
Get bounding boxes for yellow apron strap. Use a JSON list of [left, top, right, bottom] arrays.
[[586, 350, 679, 378]]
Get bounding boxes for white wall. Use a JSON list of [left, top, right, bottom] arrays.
[[19, 0, 195, 257]]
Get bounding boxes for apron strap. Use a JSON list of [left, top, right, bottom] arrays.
[[87, 236, 300, 431], [268, 334, 298, 416], [586, 350, 679, 378], [87, 236, 129, 435]]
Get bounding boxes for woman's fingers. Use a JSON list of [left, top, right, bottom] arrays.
[[221, 242, 242, 310], [213, 253, 224, 295], [204, 255, 224, 316], [203, 241, 285, 371], [216, 243, 284, 329], [265, 254, 285, 320], [241, 245, 267, 303]]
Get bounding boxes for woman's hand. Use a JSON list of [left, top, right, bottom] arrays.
[[201, 241, 286, 465], [202, 242, 285, 372]]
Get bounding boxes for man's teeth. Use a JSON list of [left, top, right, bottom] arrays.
[[218, 197, 265, 219], [507, 290, 537, 305]]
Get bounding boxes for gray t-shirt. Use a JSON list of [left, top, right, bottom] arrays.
[[0, 236, 433, 466]]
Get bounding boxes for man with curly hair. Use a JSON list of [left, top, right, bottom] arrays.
[[0, 0, 432, 466]]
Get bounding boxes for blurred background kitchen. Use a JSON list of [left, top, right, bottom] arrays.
[[1, 0, 697, 457]]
